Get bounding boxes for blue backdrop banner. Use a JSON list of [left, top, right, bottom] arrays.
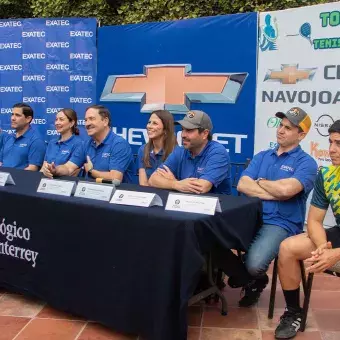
[[0, 18, 97, 140], [97, 13, 258, 162]]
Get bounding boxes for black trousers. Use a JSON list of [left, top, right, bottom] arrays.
[[211, 243, 250, 285]]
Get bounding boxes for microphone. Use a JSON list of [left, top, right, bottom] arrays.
[[95, 178, 121, 186]]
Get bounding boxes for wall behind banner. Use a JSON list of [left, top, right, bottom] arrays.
[[0, 18, 97, 140], [256, 2, 340, 225], [97, 13, 258, 162]]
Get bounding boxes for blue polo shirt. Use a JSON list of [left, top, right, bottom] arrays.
[[45, 135, 84, 167], [71, 130, 134, 183], [241, 145, 318, 235], [138, 144, 170, 178], [0, 127, 46, 169], [161, 141, 231, 195]]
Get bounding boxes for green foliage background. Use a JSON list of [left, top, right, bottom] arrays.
[[0, 0, 337, 25]]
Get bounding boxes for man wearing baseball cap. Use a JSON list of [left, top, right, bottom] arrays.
[[232, 107, 318, 307], [149, 110, 231, 195], [274, 119, 340, 339]]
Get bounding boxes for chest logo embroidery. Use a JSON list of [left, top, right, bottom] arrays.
[[280, 165, 294, 172]]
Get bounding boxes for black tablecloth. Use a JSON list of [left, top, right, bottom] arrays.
[[0, 168, 262, 340]]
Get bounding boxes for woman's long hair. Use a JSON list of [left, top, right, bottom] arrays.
[[58, 108, 79, 135], [143, 110, 177, 168]]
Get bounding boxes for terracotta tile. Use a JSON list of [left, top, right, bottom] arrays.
[[222, 287, 243, 307], [188, 327, 200, 340], [257, 288, 286, 309], [320, 331, 340, 340], [37, 305, 84, 321], [262, 330, 322, 339], [201, 328, 261, 340], [0, 315, 30, 340], [77, 323, 136, 340], [310, 291, 340, 309], [0, 294, 44, 317], [311, 275, 340, 291], [203, 287, 242, 308], [15, 318, 85, 340], [203, 306, 258, 328], [204, 287, 258, 309], [313, 310, 340, 331], [188, 306, 203, 327], [258, 308, 318, 331]]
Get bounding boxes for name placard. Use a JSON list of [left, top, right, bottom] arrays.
[[37, 178, 76, 197], [165, 193, 222, 215], [0, 172, 15, 186], [75, 181, 114, 202], [110, 189, 163, 207]]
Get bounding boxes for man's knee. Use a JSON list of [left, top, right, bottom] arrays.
[[279, 237, 295, 257], [279, 234, 310, 259], [246, 257, 269, 277]]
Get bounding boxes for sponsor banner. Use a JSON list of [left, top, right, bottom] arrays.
[[97, 13, 258, 162], [256, 3, 340, 225], [0, 18, 97, 141]]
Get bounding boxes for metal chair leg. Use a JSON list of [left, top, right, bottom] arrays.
[[268, 257, 278, 319], [206, 253, 228, 315], [299, 260, 307, 293], [214, 286, 228, 316], [188, 253, 228, 314], [267, 257, 313, 327], [300, 273, 314, 332]]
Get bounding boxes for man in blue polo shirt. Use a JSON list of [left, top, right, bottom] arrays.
[[0, 103, 46, 171], [48, 105, 134, 183], [274, 120, 340, 339], [150, 110, 253, 283], [234, 107, 318, 307], [149, 110, 231, 195]]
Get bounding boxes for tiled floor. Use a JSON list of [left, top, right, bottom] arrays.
[[0, 268, 339, 340]]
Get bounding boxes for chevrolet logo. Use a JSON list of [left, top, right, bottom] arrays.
[[100, 64, 248, 113], [264, 64, 316, 84]]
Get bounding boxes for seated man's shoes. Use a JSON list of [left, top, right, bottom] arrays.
[[227, 275, 249, 288], [238, 274, 269, 307], [275, 308, 303, 339]]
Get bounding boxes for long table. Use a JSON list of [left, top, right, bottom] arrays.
[[0, 167, 262, 340]]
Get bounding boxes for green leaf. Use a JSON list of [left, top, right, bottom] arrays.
[[0, 0, 333, 24]]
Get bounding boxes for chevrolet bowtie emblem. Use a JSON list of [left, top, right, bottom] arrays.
[[100, 64, 248, 113], [264, 64, 316, 84]]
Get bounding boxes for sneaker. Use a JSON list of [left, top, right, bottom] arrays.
[[238, 274, 269, 307], [275, 309, 303, 339], [227, 275, 249, 288]]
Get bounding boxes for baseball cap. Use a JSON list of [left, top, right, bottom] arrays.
[[175, 110, 213, 131], [276, 107, 312, 133]]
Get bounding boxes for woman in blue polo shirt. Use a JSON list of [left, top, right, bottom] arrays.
[[138, 110, 177, 185], [41, 108, 83, 177]]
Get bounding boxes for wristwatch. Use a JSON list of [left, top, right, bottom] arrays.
[[256, 177, 265, 184]]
